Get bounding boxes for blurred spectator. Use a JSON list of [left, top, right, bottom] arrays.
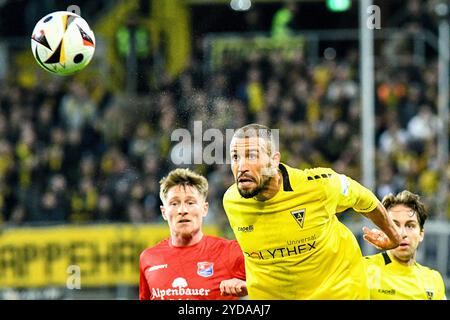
[[70, 176, 99, 223], [379, 120, 409, 155], [407, 104, 438, 144], [390, 0, 436, 34], [128, 122, 156, 162], [126, 201, 145, 224], [40, 174, 70, 222], [100, 148, 140, 221], [96, 193, 114, 222], [60, 83, 97, 131], [384, 0, 437, 65], [397, 83, 423, 128], [376, 163, 403, 199]]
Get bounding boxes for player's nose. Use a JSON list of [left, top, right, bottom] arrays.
[[398, 226, 408, 238], [177, 203, 189, 214], [237, 157, 250, 172]]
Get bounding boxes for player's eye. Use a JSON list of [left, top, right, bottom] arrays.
[[232, 154, 239, 161], [247, 151, 259, 160]]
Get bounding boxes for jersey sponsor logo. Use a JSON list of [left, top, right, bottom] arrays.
[[172, 277, 188, 287], [244, 240, 317, 260], [286, 234, 316, 245], [147, 264, 168, 272], [197, 262, 214, 277], [151, 277, 211, 300], [290, 209, 306, 228], [237, 225, 254, 232]]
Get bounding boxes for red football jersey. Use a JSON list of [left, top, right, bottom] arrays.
[[139, 235, 245, 300]]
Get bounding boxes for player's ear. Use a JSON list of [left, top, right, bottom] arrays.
[[202, 200, 209, 218], [202, 201, 209, 218], [160, 205, 167, 221], [418, 228, 424, 243], [271, 151, 281, 167]]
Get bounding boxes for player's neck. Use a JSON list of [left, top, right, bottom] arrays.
[[389, 250, 416, 266], [171, 231, 204, 247], [255, 171, 282, 201]]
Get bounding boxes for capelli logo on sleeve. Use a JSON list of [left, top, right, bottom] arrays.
[[237, 225, 254, 232]]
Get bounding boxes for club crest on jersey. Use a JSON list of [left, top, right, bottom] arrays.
[[197, 262, 214, 277], [291, 209, 306, 228]]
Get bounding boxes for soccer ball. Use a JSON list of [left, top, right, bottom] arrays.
[[31, 11, 95, 75]]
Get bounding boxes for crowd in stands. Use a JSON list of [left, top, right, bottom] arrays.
[[0, 0, 448, 226]]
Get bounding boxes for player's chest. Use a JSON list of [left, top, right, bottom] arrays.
[[231, 208, 327, 260], [231, 195, 328, 240], [144, 257, 226, 299], [377, 270, 439, 300]]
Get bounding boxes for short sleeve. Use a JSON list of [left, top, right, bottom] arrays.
[[332, 173, 378, 213], [432, 270, 447, 300], [227, 240, 246, 280], [139, 251, 151, 300]]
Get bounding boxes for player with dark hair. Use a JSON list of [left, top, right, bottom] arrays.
[[139, 168, 246, 300], [365, 190, 446, 300], [223, 123, 401, 299]]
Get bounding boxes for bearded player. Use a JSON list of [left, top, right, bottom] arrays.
[[223, 123, 401, 299]]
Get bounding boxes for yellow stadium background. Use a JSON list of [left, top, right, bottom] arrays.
[[0, 224, 220, 288]]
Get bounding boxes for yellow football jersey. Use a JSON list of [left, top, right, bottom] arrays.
[[223, 163, 379, 299], [365, 251, 447, 300]]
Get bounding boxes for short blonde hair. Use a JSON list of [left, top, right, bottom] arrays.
[[159, 168, 208, 203], [382, 190, 428, 230]]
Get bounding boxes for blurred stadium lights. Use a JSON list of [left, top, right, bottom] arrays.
[[187, 0, 323, 4], [326, 0, 351, 12], [435, 1, 449, 16], [230, 0, 252, 11]]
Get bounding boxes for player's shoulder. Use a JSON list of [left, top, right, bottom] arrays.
[[363, 252, 386, 266], [203, 234, 238, 246], [301, 166, 337, 180], [223, 183, 240, 202], [203, 235, 241, 251], [140, 238, 170, 260], [282, 164, 336, 184], [415, 261, 444, 279]]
